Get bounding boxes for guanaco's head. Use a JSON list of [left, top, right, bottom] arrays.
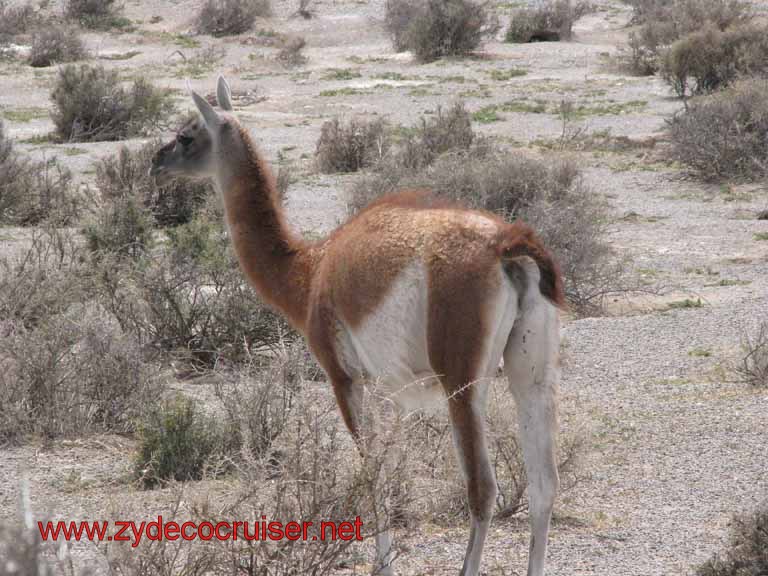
[[150, 76, 235, 183]]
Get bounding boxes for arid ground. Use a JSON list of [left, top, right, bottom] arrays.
[[1, 1, 767, 575]]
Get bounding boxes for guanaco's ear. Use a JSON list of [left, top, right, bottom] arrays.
[[217, 76, 233, 111], [188, 80, 221, 128]]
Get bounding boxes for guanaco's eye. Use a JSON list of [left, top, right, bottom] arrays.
[[177, 134, 193, 147]]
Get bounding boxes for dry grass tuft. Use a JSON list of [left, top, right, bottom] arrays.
[[736, 321, 768, 389], [315, 117, 389, 174], [385, 0, 497, 62], [668, 80, 768, 181], [215, 341, 318, 462], [51, 64, 174, 142], [196, 0, 271, 36]]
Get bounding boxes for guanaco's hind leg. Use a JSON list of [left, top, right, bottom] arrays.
[[447, 391, 497, 576], [427, 268, 515, 576], [504, 292, 560, 576]]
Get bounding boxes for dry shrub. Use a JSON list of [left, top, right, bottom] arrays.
[[215, 341, 317, 461], [196, 0, 270, 36], [668, 80, 768, 181], [348, 102, 474, 207], [391, 380, 586, 523], [351, 139, 620, 312], [64, 0, 130, 29], [315, 117, 388, 174], [419, 153, 620, 312], [0, 227, 88, 330], [0, 520, 58, 576], [108, 389, 397, 574], [276, 36, 307, 66], [296, 0, 313, 19], [397, 101, 475, 171], [51, 64, 173, 142], [506, 0, 593, 43], [697, 501, 768, 576], [661, 24, 768, 98], [96, 141, 212, 227], [83, 194, 154, 259], [92, 213, 291, 367], [28, 24, 88, 67], [0, 122, 80, 225], [622, 0, 749, 75], [213, 390, 398, 575], [0, 1, 37, 37], [384, 0, 497, 62], [736, 321, 768, 389], [0, 307, 161, 444]]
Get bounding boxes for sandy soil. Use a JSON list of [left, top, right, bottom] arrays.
[[1, 0, 767, 575]]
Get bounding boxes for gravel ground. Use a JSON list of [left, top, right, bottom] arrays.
[[1, 0, 767, 575]]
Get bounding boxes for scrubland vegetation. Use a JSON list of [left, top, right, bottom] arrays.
[[196, 0, 271, 36], [1, 0, 766, 574], [384, 0, 498, 62], [696, 501, 768, 576], [506, 0, 593, 43]]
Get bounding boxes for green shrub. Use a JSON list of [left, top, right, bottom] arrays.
[[28, 25, 88, 67], [315, 117, 388, 173], [51, 64, 173, 142], [96, 141, 212, 226], [0, 121, 79, 225], [385, 0, 497, 62], [668, 80, 768, 181], [506, 0, 592, 43], [661, 24, 768, 98], [196, 0, 270, 36], [135, 395, 229, 488], [697, 501, 768, 576]]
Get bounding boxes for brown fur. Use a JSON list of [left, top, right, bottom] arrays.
[[216, 122, 563, 336], [158, 105, 563, 574], [164, 116, 564, 435]]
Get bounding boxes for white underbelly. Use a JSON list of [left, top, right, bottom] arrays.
[[342, 261, 441, 411], [338, 261, 519, 413]]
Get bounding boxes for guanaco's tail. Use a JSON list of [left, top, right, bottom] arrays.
[[496, 221, 565, 309]]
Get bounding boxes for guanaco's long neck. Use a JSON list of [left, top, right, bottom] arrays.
[[216, 128, 319, 332]]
